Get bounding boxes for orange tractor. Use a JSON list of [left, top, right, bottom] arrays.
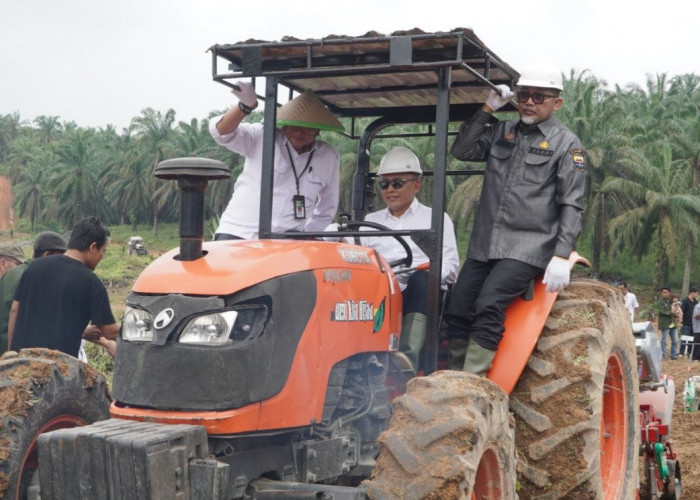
[[0, 29, 680, 499]]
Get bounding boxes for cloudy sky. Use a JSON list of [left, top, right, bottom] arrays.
[[1, 0, 697, 130]]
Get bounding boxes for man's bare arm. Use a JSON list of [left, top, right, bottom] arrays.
[[7, 300, 19, 349]]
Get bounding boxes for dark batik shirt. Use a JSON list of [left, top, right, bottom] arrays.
[[451, 110, 587, 268]]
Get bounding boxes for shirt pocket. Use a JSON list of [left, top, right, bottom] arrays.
[[489, 143, 515, 161], [300, 172, 325, 201], [523, 153, 552, 184]]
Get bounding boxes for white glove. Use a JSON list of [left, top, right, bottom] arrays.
[[542, 256, 570, 293], [485, 84, 514, 111], [231, 81, 258, 108]]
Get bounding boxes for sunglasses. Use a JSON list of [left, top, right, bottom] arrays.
[[516, 91, 558, 105], [379, 178, 418, 190]]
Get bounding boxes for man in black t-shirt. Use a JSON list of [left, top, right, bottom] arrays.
[[8, 217, 119, 358]]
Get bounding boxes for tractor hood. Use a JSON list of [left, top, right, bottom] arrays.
[[132, 239, 384, 296]]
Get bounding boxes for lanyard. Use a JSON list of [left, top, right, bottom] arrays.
[[285, 144, 315, 195]]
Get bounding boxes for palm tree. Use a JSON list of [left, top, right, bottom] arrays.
[[34, 115, 63, 144], [13, 161, 48, 232], [5, 136, 40, 184], [49, 128, 110, 227], [100, 132, 151, 229], [603, 142, 700, 289], [557, 70, 627, 272], [129, 108, 178, 235], [0, 112, 27, 163]]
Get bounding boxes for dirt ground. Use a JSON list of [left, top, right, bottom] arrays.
[[660, 356, 700, 498], [0, 177, 12, 231]]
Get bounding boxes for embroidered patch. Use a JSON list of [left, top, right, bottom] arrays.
[[570, 149, 586, 171], [528, 147, 553, 157], [504, 133, 516, 141], [539, 141, 549, 149]]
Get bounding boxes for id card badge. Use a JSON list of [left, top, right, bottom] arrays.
[[293, 195, 306, 219]]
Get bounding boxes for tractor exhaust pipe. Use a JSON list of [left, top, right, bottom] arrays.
[[155, 157, 231, 261]]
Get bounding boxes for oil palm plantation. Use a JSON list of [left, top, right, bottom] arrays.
[[130, 108, 179, 235], [48, 128, 111, 228]]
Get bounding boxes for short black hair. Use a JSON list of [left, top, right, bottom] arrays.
[[660, 286, 671, 292], [619, 282, 629, 289], [67, 216, 110, 251], [691, 286, 699, 293]]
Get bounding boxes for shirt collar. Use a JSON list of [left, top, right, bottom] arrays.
[[520, 115, 559, 136], [281, 133, 317, 157]]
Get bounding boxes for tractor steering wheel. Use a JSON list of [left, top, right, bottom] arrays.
[[343, 220, 413, 268]]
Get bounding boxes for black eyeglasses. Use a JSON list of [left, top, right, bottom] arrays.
[[516, 91, 558, 104], [379, 178, 418, 190]]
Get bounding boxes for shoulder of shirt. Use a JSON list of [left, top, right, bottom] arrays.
[[540, 117, 583, 144], [314, 139, 340, 159], [365, 208, 388, 222]]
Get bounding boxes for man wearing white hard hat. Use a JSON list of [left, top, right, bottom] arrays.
[[360, 146, 459, 373], [210, 82, 344, 239], [445, 61, 587, 376]]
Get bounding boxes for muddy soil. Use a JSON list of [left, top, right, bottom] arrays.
[[661, 356, 700, 498]]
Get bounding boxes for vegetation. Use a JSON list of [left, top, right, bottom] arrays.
[[1, 71, 698, 296]]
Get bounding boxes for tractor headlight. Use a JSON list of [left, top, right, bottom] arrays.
[[179, 311, 238, 345], [178, 305, 268, 345], [121, 306, 154, 342]]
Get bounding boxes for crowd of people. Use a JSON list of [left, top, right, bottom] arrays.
[[210, 61, 587, 376], [4, 62, 695, 376], [617, 282, 699, 361]]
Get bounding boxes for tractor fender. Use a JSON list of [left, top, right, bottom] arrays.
[[487, 252, 590, 394]]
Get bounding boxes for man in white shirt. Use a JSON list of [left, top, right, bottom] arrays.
[[359, 146, 459, 372], [210, 82, 344, 239], [619, 282, 639, 322]]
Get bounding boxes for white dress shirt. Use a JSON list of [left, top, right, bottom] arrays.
[[361, 199, 459, 290], [210, 121, 340, 239], [623, 292, 639, 321]]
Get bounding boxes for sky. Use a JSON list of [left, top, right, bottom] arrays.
[[1, 0, 697, 131]]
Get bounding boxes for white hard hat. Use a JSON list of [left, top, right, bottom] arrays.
[[377, 146, 422, 176], [516, 61, 563, 91]]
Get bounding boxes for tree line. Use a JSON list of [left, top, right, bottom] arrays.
[[0, 71, 698, 292]]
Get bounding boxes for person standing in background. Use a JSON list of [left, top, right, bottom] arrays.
[[9, 217, 119, 358], [619, 282, 639, 323], [680, 287, 699, 358], [0, 232, 67, 351], [654, 287, 677, 360], [0, 242, 25, 280]]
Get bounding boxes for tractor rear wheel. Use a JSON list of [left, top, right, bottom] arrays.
[[365, 371, 517, 500], [511, 278, 639, 499], [0, 348, 111, 500]]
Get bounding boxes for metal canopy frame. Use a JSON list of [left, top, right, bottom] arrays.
[[209, 28, 519, 373]]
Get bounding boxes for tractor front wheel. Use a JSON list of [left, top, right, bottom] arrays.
[[365, 371, 517, 499]]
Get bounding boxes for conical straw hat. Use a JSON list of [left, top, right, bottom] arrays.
[[277, 91, 344, 133]]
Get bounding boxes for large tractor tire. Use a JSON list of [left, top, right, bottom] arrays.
[[0, 348, 111, 500], [511, 278, 639, 499], [365, 371, 517, 500]]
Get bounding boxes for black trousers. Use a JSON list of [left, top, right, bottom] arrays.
[[444, 258, 542, 351], [402, 270, 429, 315]]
